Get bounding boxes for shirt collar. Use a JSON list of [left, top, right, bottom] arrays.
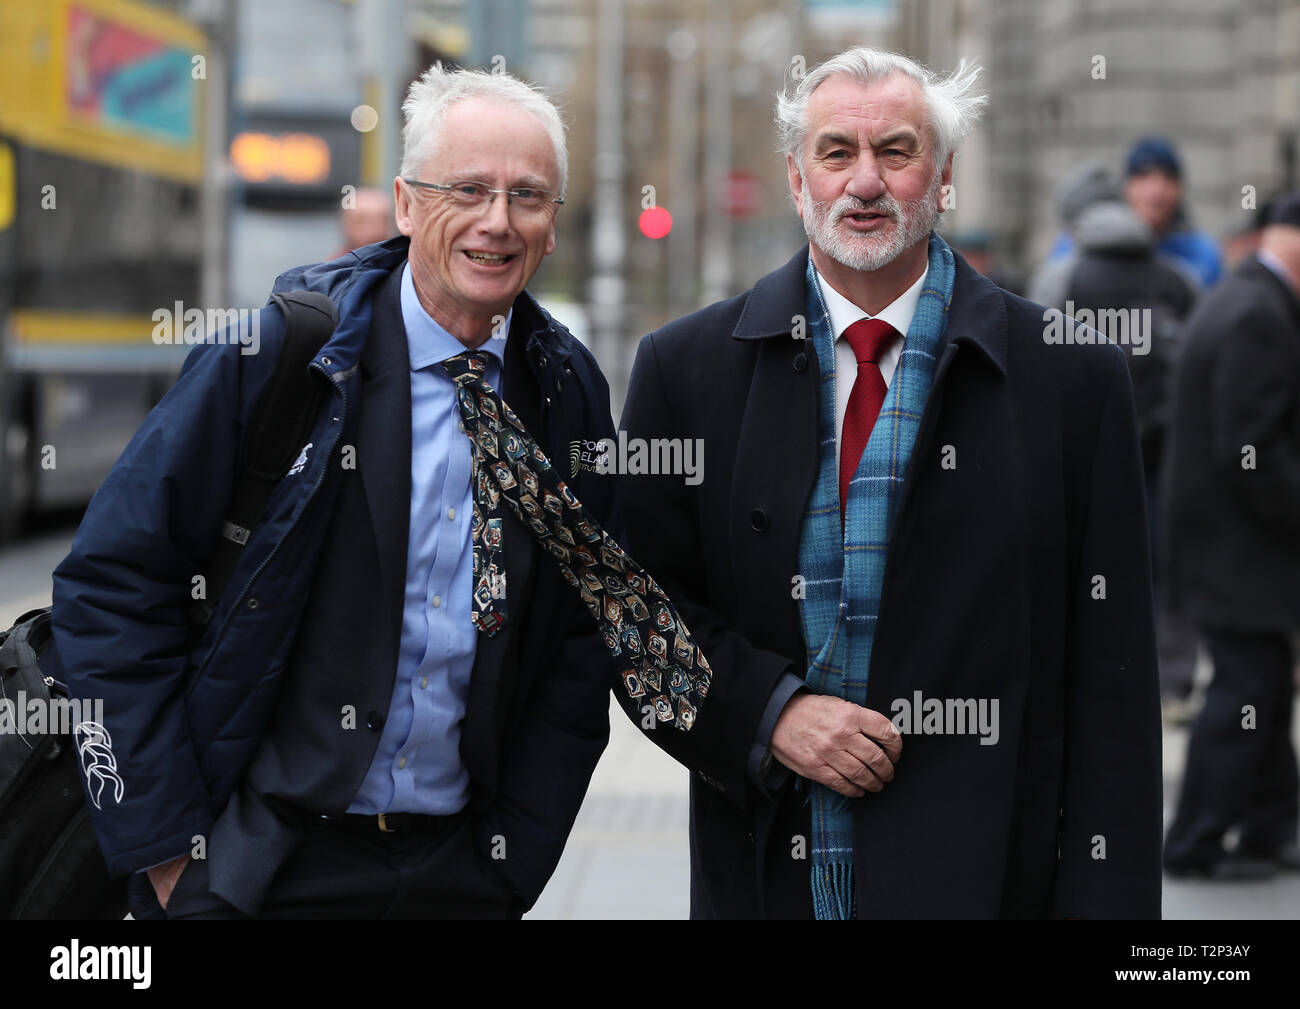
[[813, 261, 929, 340], [400, 261, 510, 371]]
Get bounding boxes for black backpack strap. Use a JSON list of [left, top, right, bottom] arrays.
[[189, 291, 337, 628]]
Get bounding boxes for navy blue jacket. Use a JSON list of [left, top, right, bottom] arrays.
[[52, 237, 619, 906]]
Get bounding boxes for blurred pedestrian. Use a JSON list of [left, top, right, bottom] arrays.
[[1027, 159, 1117, 306], [948, 227, 1021, 294], [1031, 167, 1200, 713], [1161, 191, 1300, 879], [1036, 139, 1224, 292], [1029, 171, 1193, 465], [335, 185, 395, 258], [1122, 135, 1223, 289], [1222, 197, 1274, 272]]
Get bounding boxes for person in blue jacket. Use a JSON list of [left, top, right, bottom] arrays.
[[1043, 136, 1222, 291], [51, 63, 623, 919], [1122, 135, 1222, 289]]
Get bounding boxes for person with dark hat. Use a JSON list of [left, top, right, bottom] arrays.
[[1123, 135, 1223, 289], [1161, 190, 1300, 879]]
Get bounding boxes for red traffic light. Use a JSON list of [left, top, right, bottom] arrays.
[[639, 206, 673, 239]]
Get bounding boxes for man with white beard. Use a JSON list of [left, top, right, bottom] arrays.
[[616, 46, 1162, 919]]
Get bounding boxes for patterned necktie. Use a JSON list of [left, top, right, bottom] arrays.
[[440, 350, 710, 731], [839, 318, 898, 521]]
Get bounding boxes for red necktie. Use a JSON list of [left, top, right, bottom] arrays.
[[839, 318, 898, 521]]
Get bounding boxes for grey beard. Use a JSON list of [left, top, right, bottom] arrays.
[[801, 175, 942, 272]]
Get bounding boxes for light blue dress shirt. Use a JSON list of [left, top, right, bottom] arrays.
[[349, 262, 509, 815]]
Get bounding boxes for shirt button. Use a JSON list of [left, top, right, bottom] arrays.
[[447, 507, 456, 521], [432, 595, 441, 608], [398, 756, 407, 769], [420, 676, 428, 689]]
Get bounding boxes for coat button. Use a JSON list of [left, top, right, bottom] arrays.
[[750, 508, 768, 532], [366, 711, 384, 732], [793, 352, 808, 372], [246, 597, 259, 610]]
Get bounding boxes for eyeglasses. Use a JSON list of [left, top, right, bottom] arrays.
[[402, 178, 564, 216]]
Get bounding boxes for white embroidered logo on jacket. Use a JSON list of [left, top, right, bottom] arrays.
[[288, 442, 313, 476], [73, 721, 125, 809]]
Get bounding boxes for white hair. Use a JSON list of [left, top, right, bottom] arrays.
[[399, 62, 568, 198], [776, 47, 987, 176]]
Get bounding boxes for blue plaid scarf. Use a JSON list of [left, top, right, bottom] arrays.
[[796, 233, 955, 919]]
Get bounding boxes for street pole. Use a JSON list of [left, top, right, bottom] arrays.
[[667, 26, 699, 315], [189, 0, 234, 311], [357, 0, 409, 187], [700, 0, 731, 307], [589, 0, 627, 400]]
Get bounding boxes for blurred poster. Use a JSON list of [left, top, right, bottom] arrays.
[[65, 3, 195, 146]]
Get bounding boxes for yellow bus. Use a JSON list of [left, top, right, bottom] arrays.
[[0, 0, 205, 539]]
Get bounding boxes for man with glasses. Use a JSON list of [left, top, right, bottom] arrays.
[[52, 64, 626, 919]]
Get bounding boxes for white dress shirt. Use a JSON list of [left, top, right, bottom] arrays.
[[812, 264, 929, 468]]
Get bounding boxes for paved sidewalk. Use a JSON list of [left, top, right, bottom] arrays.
[[526, 698, 691, 919], [1161, 702, 1300, 919]]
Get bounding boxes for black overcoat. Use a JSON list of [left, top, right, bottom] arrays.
[[619, 244, 1163, 919], [1162, 255, 1300, 633]]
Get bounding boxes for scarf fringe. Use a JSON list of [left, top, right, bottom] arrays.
[[811, 861, 855, 921]]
